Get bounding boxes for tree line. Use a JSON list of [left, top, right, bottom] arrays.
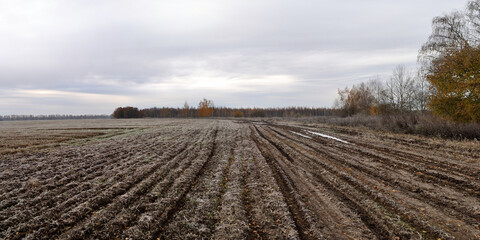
[[336, 0, 480, 123], [113, 106, 336, 119], [113, 99, 336, 119], [334, 65, 429, 116], [0, 114, 110, 121]]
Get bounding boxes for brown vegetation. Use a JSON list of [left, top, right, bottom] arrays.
[[113, 106, 144, 118], [290, 114, 480, 140], [233, 111, 244, 117]]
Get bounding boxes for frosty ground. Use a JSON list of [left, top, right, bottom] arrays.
[[0, 119, 479, 239]]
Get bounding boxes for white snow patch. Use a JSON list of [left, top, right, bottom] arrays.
[[306, 131, 349, 144], [290, 131, 312, 139]]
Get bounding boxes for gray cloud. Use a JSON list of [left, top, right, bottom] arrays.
[[0, 0, 468, 114]]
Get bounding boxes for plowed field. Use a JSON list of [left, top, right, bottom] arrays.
[[1, 119, 479, 239]]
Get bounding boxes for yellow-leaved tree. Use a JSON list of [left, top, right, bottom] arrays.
[[198, 98, 214, 118], [419, 0, 480, 123], [426, 47, 480, 122]]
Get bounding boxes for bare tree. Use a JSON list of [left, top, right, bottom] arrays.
[[419, 0, 480, 65], [466, 0, 480, 45], [385, 65, 416, 112], [182, 101, 190, 118], [413, 71, 430, 112], [367, 77, 387, 105]]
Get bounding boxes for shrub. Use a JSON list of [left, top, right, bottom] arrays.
[[233, 111, 244, 118], [112, 107, 144, 118], [288, 113, 480, 140]]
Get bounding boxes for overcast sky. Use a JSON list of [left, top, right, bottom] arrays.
[[0, 0, 468, 115]]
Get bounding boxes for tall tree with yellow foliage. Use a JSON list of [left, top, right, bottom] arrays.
[[198, 98, 214, 118], [426, 46, 480, 122], [419, 0, 480, 123]]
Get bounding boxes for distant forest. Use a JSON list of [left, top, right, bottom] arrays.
[[0, 114, 110, 121], [112, 104, 336, 119], [0, 106, 337, 121]]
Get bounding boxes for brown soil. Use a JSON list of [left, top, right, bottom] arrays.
[[0, 119, 479, 239]]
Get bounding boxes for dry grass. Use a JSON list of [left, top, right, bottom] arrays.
[[285, 114, 480, 140]]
